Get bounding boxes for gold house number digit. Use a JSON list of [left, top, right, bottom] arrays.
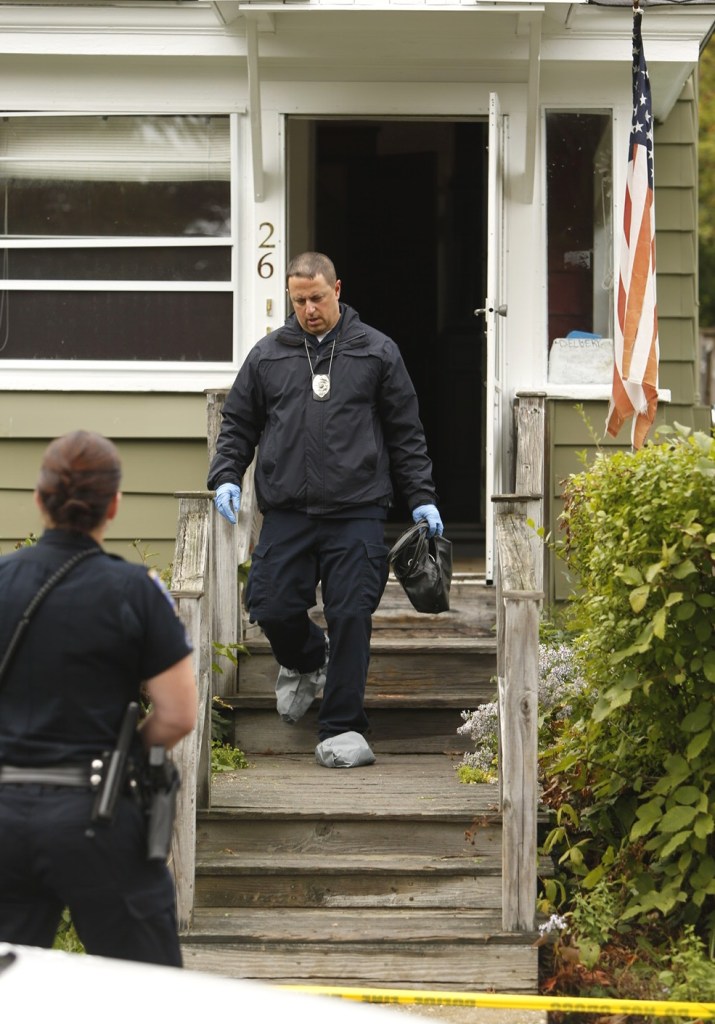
[[257, 222, 275, 279]]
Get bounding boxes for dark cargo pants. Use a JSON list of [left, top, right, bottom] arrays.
[[244, 510, 389, 740], [0, 784, 182, 966]]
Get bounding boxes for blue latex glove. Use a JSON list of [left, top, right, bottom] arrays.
[[412, 503, 444, 538], [214, 482, 241, 525]]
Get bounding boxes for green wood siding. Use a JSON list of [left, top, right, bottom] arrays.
[[656, 188, 697, 232], [0, 393, 210, 569], [0, 392, 206, 439], [656, 233, 696, 276], [655, 145, 697, 188], [659, 318, 696, 363]]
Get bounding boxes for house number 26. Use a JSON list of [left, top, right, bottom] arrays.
[[257, 222, 275, 279]]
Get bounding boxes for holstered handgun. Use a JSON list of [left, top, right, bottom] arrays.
[[89, 701, 180, 862], [145, 745, 181, 862], [91, 701, 140, 824]]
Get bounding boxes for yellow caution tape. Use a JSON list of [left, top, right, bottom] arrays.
[[282, 984, 715, 1019]]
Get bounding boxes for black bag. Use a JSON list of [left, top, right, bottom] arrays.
[[388, 522, 453, 614]]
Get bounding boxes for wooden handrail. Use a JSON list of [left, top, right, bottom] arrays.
[[170, 491, 212, 932], [493, 496, 543, 932], [514, 391, 546, 593], [169, 391, 261, 930], [493, 391, 545, 932]]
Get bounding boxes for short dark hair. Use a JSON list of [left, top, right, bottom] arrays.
[[37, 430, 122, 533], [285, 252, 337, 287]]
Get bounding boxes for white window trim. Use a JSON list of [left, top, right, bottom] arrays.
[[0, 111, 240, 391], [3, 238, 232, 248], [3, 282, 232, 292]]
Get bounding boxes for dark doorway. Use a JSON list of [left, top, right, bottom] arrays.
[[288, 119, 488, 546]]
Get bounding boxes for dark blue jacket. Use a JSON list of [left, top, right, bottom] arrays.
[[207, 304, 437, 516]]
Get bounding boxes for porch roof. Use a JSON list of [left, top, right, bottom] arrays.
[[1, 1, 713, 129]]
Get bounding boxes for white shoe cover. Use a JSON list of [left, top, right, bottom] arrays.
[[315, 731, 376, 768], [276, 668, 321, 724], [275, 641, 328, 724]]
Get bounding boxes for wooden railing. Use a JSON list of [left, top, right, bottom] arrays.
[[169, 491, 212, 931], [493, 391, 545, 932], [169, 389, 545, 934], [168, 392, 260, 931]]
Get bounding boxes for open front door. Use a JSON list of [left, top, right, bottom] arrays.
[[483, 92, 507, 582], [288, 117, 488, 560]]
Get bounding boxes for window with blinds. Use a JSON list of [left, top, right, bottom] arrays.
[[0, 114, 234, 363]]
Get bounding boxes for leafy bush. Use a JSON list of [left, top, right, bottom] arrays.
[[544, 425, 715, 949]]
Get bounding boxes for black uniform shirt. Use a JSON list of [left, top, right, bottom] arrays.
[[0, 529, 193, 767]]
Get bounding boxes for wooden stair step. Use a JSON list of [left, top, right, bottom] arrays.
[[209, 754, 498, 818], [179, 943, 538, 992], [318, 573, 494, 606], [243, 637, 496, 656], [194, 851, 548, 909], [238, 639, 497, 699], [197, 851, 503, 876], [195, 855, 553, 905], [186, 906, 524, 943], [243, 576, 497, 638], [195, 866, 504, 909], [230, 706, 473, 755], [229, 690, 490, 709], [197, 812, 498, 858], [183, 905, 542, 993], [325, 591, 496, 636]]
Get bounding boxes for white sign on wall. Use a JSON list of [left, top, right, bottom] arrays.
[[548, 336, 614, 386]]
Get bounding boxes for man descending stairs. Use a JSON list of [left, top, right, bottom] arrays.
[[180, 571, 544, 993]]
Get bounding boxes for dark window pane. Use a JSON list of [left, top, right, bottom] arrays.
[[0, 115, 230, 237], [546, 112, 612, 347], [4, 179, 230, 238], [0, 291, 232, 361], [1, 247, 231, 281]]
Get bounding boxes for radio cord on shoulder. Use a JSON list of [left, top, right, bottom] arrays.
[[0, 547, 101, 688]]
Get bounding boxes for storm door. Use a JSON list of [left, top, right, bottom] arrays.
[[481, 94, 507, 582]]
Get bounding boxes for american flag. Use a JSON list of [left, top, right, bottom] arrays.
[[606, 8, 659, 449]]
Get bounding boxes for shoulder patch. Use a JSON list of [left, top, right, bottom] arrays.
[[147, 567, 178, 612]]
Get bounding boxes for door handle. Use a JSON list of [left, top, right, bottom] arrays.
[[474, 304, 508, 318]]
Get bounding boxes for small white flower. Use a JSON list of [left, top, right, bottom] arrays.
[[539, 913, 568, 936]]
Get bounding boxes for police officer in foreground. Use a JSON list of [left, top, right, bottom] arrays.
[[0, 430, 197, 965], [208, 251, 443, 769]]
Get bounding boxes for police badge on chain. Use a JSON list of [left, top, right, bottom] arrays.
[[312, 374, 331, 401], [305, 336, 337, 402]]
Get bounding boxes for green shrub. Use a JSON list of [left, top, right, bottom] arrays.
[[545, 425, 715, 946]]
